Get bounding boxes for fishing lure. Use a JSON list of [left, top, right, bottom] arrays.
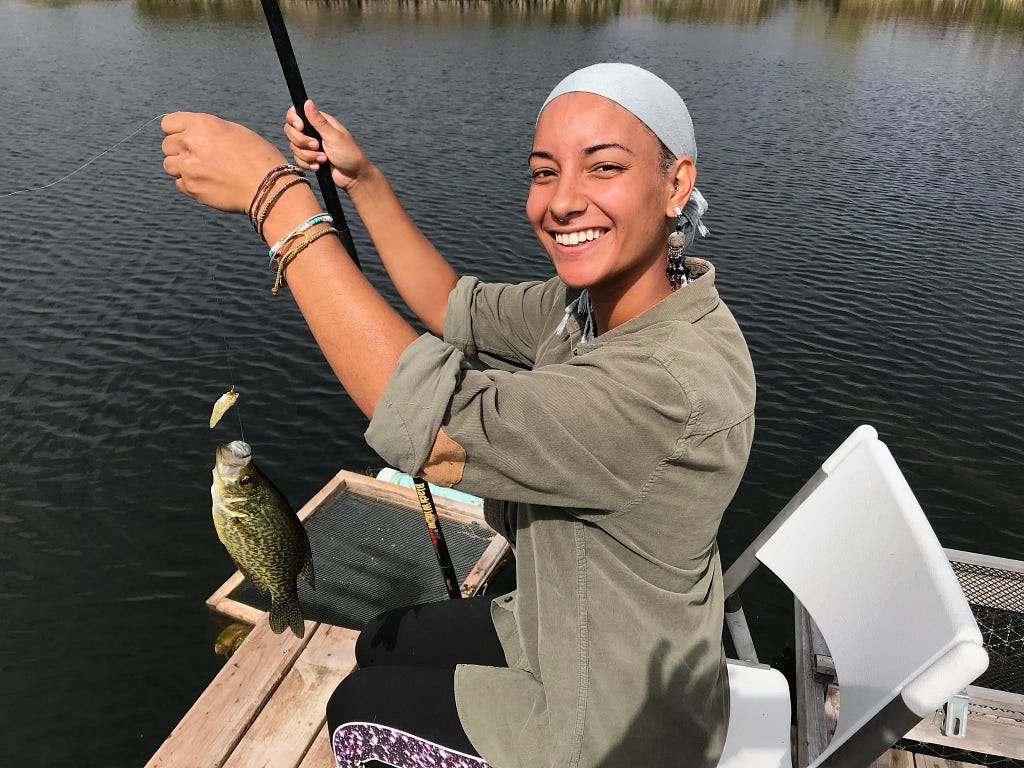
[[209, 387, 239, 428]]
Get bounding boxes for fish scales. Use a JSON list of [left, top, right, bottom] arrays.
[[211, 440, 314, 637]]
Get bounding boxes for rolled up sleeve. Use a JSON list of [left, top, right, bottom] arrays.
[[364, 333, 471, 476], [366, 329, 695, 514], [443, 275, 565, 372], [441, 346, 693, 512], [364, 274, 748, 515]]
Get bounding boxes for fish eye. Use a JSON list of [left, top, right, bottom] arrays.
[[239, 476, 254, 488]]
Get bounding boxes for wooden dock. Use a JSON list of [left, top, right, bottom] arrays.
[[146, 618, 354, 768], [146, 469, 509, 768], [147, 472, 1023, 768]]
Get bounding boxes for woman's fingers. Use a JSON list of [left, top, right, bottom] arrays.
[[283, 105, 326, 169], [284, 117, 320, 151], [158, 111, 288, 213], [281, 99, 369, 189], [160, 111, 190, 137]]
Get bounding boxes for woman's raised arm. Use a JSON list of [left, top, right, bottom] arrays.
[[160, 111, 419, 419], [285, 100, 458, 335]]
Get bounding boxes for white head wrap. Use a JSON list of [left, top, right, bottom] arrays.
[[542, 62, 697, 160], [540, 63, 709, 245]]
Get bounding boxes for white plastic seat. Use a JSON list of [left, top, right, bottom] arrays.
[[717, 425, 989, 768], [719, 660, 792, 768]]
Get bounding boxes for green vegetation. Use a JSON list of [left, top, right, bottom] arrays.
[[127, 0, 1024, 30]]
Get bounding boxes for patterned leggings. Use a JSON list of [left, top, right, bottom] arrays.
[[327, 596, 508, 768]]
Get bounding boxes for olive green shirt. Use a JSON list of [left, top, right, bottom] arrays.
[[365, 258, 755, 768]]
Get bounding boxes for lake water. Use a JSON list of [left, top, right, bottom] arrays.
[[1, 0, 1022, 764]]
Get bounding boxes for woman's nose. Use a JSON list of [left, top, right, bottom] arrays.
[[549, 176, 586, 224]]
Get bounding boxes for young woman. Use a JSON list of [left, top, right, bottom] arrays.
[[161, 63, 755, 768]]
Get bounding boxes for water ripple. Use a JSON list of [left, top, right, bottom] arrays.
[[1, 3, 1022, 766]]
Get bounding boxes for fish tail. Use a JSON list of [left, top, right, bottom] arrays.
[[269, 595, 305, 639]]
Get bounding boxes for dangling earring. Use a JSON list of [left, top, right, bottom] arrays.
[[666, 205, 689, 290]]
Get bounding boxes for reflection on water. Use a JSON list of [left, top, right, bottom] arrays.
[[124, 0, 1024, 30]]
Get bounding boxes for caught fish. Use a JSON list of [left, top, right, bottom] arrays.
[[209, 387, 239, 428], [214, 622, 252, 659], [211, 440, 314, 637]]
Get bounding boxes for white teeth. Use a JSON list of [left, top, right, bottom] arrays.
[[555, 229, 605, 246]]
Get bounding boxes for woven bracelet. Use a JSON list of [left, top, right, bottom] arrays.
[[247, 164, 305, 232], [271, 226, 340, 296], [256, 176, 311, 240]]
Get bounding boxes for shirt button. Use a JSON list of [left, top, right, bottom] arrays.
[[503, 596, 513, 604]]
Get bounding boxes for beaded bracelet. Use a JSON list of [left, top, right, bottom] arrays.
[[271, 226, 340, 296], [248, 164, 305, 232], [268, 213, 334, 264], [249, 169, 304, 232], [249, 164, 302, 215], [256, 176, 311, 239]]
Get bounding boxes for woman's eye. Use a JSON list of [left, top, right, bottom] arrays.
[[530, 168, 556, 181], [593, 163, 624, 175]]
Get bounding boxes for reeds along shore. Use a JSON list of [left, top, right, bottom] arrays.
[[130, 0, 1024, 29]]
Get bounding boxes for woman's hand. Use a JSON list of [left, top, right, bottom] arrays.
[[161, 112, 288, 213], [284, 100, 371, 192]]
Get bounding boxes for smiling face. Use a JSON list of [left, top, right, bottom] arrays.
[[527, 92, 695, 318]]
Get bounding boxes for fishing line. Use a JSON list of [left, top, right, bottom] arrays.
[[0, 112, 168, 199], [3, 110, 256, 448], [220, 331, 246, 443]]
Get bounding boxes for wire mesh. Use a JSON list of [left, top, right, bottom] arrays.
[[227, 486, 496, 629], [896, 738, 1024, 767], [950, 559, 1024, 695]]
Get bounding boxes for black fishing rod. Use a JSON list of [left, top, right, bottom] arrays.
[[257, 0, 461, 599], [257, 0, 359, 269], [414, 479, 463, 600]]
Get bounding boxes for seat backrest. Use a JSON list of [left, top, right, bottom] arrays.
[[755, 426, 988, 766]]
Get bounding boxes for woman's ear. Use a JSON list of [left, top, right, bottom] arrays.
[[666, 156, 697, 216]]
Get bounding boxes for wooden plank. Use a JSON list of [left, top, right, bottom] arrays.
[[913, 755, 985, 768], [145, 618, 313, 768], [905, 685, 1024, 759], [794, 597, 829, 767], [222, 624, 359, 768], [207, 587, 265, 625], [460, 534, 512, 597], [295, 470, 351, 522], [965, 684, 1024, 718], [808, 614, 836, 681], [336, 470, 488, 526], [297, 724, 335, 768], [823, 683, 840, 740], [868, 747, 915, 767]]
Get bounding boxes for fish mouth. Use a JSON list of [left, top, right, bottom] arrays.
[[228, 440, 251, 458], [216, 440, 253, 480]]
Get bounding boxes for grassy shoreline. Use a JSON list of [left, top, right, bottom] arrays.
[[122, 0, 1024, 30]]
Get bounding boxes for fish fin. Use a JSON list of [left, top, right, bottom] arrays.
[[269, 596, 305, 638]]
